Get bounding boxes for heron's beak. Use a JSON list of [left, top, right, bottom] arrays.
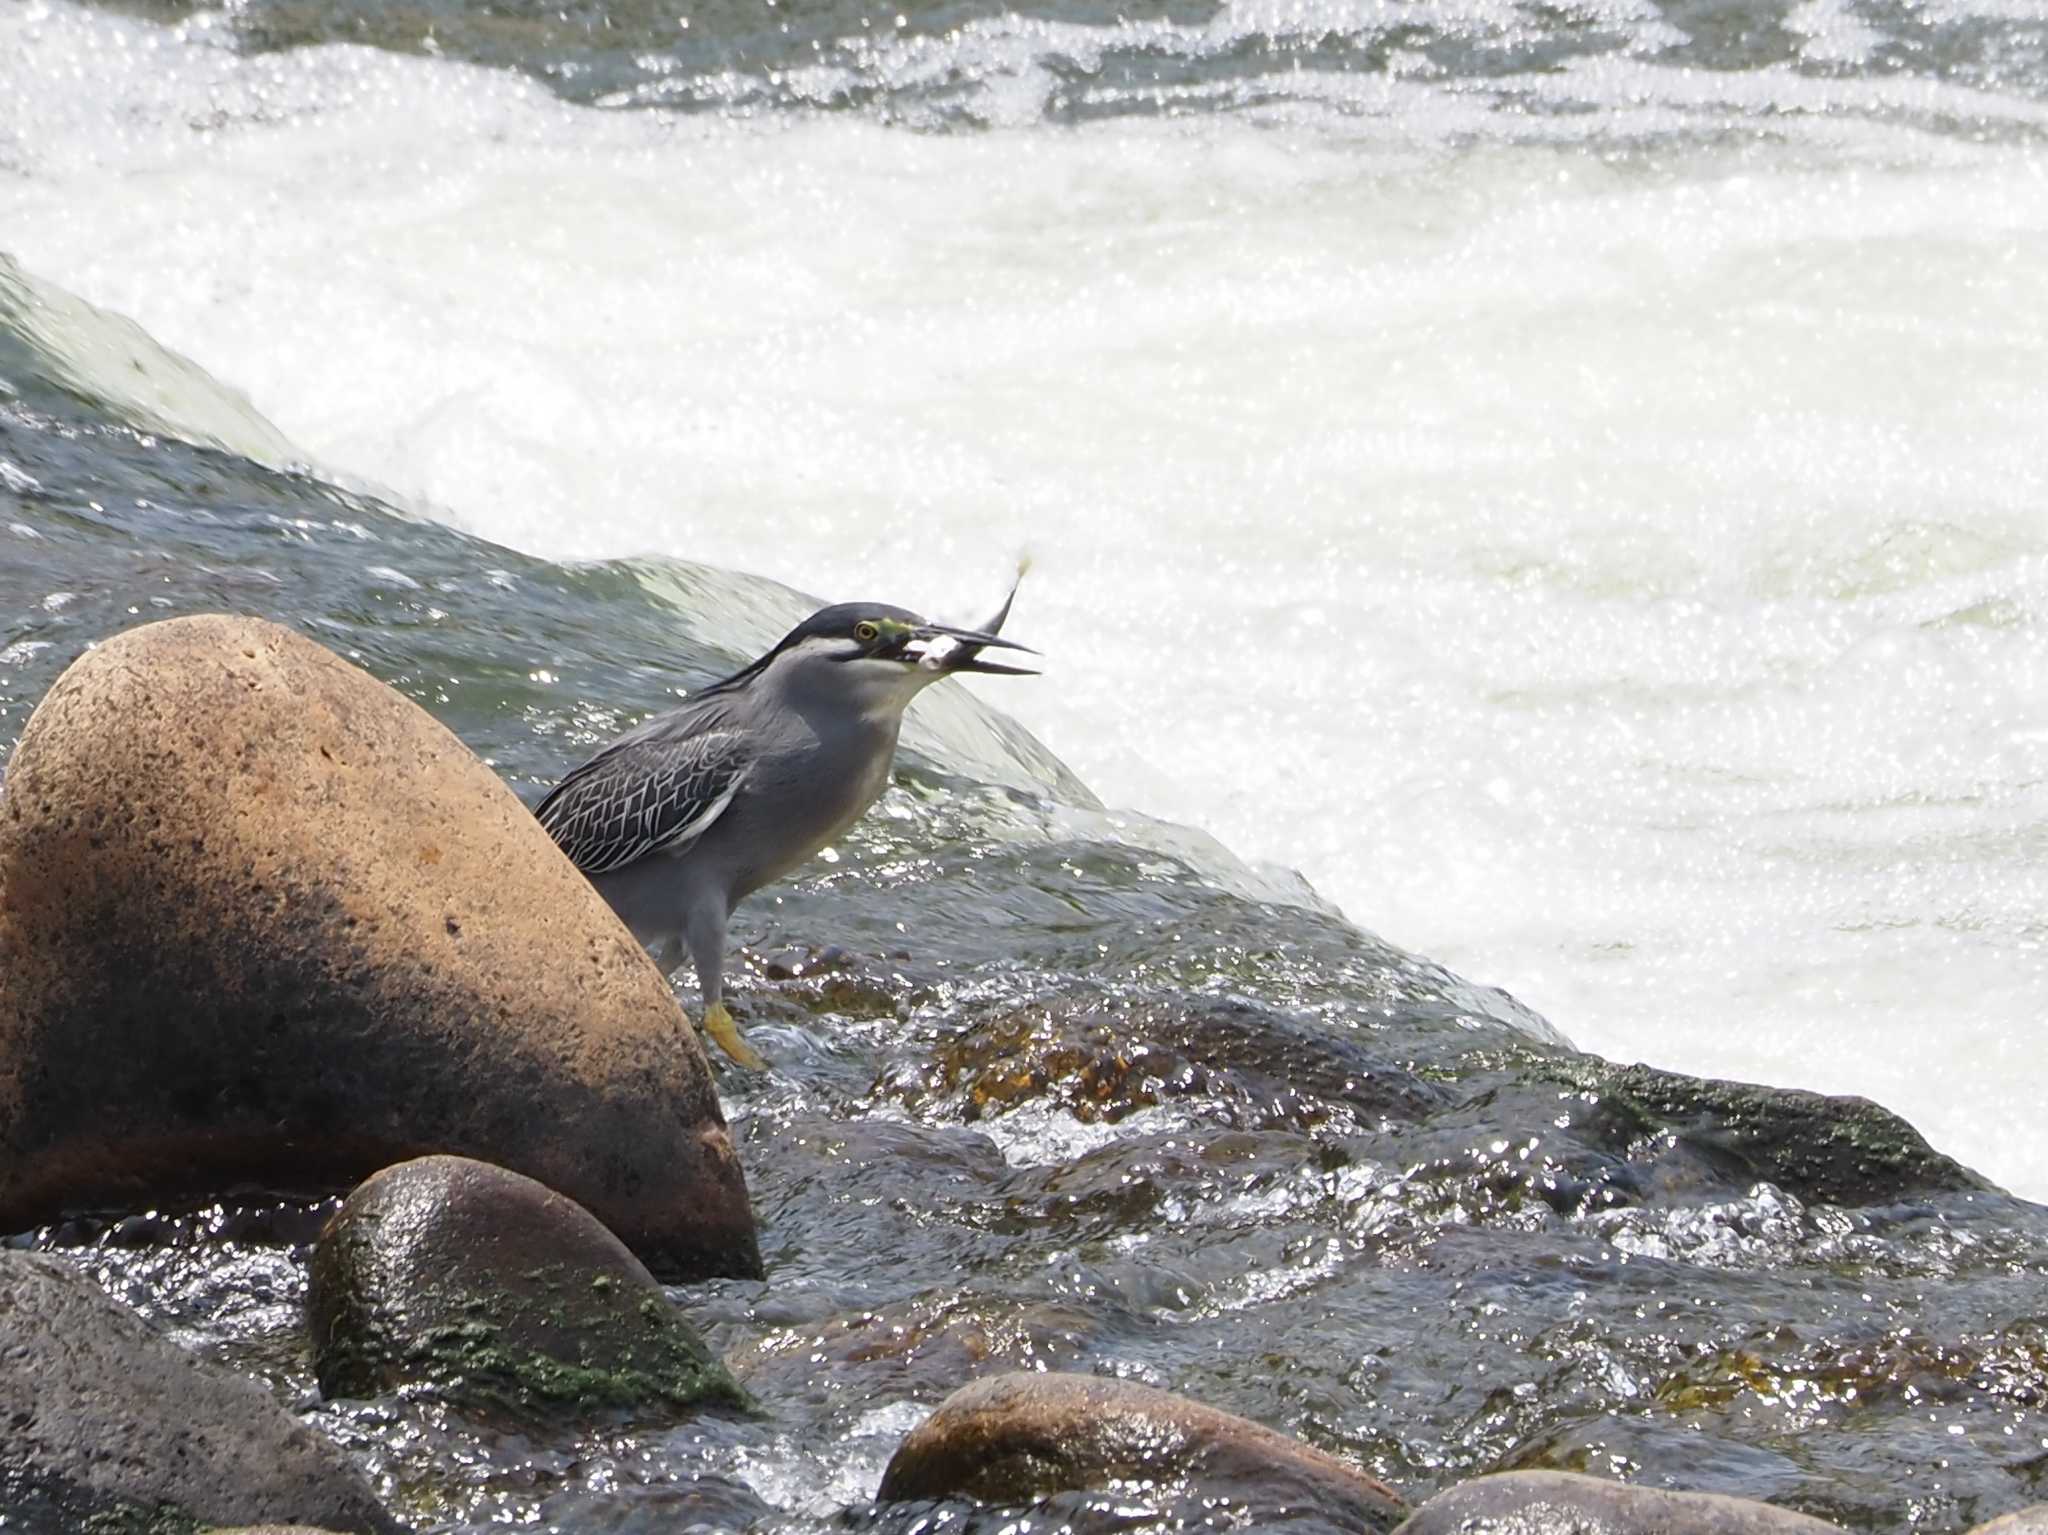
[[913, 623, 1039, 675], [914, 563, 1038, 676]]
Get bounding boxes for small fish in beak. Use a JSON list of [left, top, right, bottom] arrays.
[[920, 556, 1035, 675]]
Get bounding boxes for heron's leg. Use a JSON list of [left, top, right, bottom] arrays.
[[687, 903, 766, 1071]]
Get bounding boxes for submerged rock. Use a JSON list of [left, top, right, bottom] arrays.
[[729, 1289, 1096, 1403], [0, 614, 757, 1280], [1390, 1471, 1843, 1535], [883, 991, 1450, 1135], [0, 1251, 400, 1534], [877, 1371, 1407, 1532], [1545, 1058, 1990, 1206], [308, 1154, 748, 1419]]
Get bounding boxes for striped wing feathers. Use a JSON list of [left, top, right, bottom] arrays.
[[537, 729, 749, 875]]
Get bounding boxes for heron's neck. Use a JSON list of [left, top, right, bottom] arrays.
[[769, 662, 930, 739]]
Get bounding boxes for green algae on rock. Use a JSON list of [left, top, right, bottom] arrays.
[[881, 988, 1451, 1135], [1546, 1058, 1992, 1205], [308, 1155, 749, 1420]]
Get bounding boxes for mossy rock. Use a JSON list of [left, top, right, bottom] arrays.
[[308, 1155, 749, 1421], [884, 990, 1448, 1135], [1543, 1057, 1991, 1205]]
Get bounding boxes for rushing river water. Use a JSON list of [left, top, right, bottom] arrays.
[[5, 0, 2048, 1529], [8, 0, 2048, 1197]]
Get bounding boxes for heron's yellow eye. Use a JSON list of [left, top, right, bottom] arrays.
[[854, 620, 880, 644]]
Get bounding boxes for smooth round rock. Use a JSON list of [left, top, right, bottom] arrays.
[[0, 1251, 400, 1533], [878, 1371, 1407, 1531], [0, 614, 757, 1280], [1969, 1511, 2048, 1535], [1390, 1472, 1845, 1535], [308, 1154, 748, 1418]]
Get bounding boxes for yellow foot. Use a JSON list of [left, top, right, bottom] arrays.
[[701, 1001, 767, 1071]]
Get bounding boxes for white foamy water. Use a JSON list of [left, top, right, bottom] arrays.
[[6, 4, 2048, 1193]]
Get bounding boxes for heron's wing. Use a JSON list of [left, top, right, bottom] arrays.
[[536, 727, 750, 876]]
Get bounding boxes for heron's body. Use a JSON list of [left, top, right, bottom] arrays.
[[536, 597, 1031, 1069], [570, 691, 899, 976]]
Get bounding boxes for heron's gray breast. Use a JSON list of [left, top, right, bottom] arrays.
[[710, 728, 897, 897]]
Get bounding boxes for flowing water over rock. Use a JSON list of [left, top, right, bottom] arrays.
[[12, 0, 2048, 1518], [4, 263, 2048, 1533], [7, 0, 2048, 1200]]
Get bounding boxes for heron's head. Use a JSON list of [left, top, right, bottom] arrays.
[[747, 601, 1036, 717]]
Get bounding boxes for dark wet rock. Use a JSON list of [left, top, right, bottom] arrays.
[[1968, 1509, 2048, 1535], [0, 614, 757, 1280], [308, 1154, 748, 1419], [0, 1251, 400, 1535], [881, 991, 1450, 1135], [730, 1293, 1095, 1403], [736, 1110, 1013, 1286], [877, 1371, 1407, 1532], [1543, 1058, 1992, 1205], [1650, 1321, 2013, 1419], [1345, 1041, 1992, 1232], [1390, 1471, 1844, 1535], [755, 940, 873, 989]]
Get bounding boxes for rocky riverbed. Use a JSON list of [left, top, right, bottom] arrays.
[[5, 269, 2048, 1534]]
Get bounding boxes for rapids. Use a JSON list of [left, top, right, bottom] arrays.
[[5, 0, 2048, 1191], [5, 0, 2048, 1527]]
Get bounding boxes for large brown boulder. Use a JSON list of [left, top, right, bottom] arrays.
[[1389, 1472, 1844, 1535], [0, 614, 757, 1279], [0, 1251, 401, 1534], [878, 1371, 1407, 1531], [309, 1154, 748, 1419]]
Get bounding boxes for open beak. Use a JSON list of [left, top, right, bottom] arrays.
[[912, 623, 1038, 675], [911, 563, 1038, 675]]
